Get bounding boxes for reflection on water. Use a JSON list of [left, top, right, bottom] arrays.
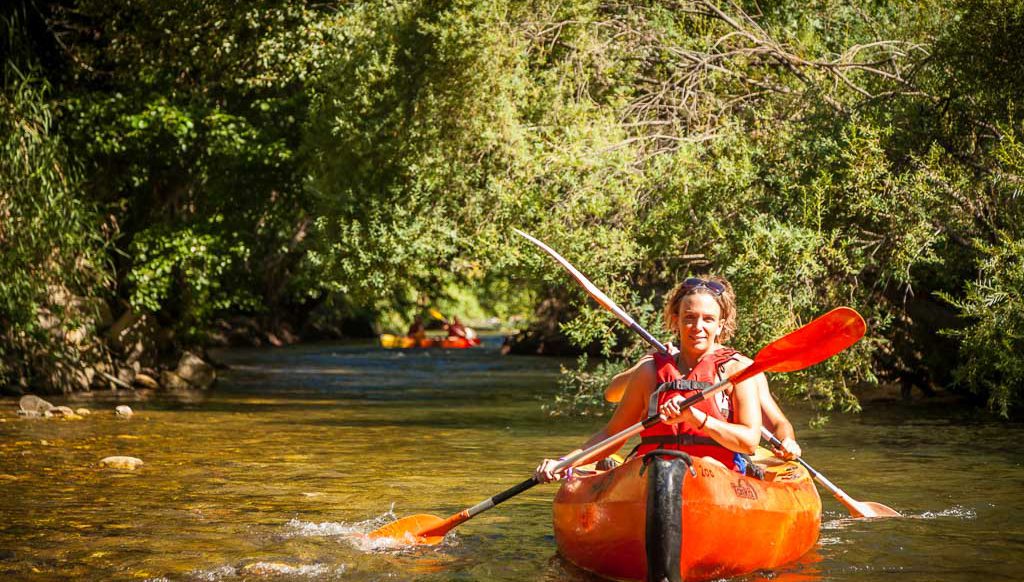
[[1, 338, 1022, 581]]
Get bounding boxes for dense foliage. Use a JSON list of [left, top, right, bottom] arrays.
[[2, 0, 1021, 418]]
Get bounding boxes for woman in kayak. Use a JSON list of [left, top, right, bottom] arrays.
[[536, 276, 772, 482], [600, 343, 802, 460], [606, 350, 802, 460], [445, 316, 478, 341]]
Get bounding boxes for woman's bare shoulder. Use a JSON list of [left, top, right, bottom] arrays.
[[722, 350, 753, 374], [618, 353, 653, 372], [606, 356, 658, 403], [627, 357, 659, 392]]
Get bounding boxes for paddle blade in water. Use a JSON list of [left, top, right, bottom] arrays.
[[732, 307, 866, 384], [851, 501, 902, 519], [367, 514, 448, 545]]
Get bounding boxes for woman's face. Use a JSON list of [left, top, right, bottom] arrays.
[[675, 293, 723, 353]]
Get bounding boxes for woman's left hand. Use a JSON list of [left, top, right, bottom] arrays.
[[771, 438, 801, 460]]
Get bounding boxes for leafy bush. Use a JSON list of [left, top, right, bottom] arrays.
[[940, 235, 1024, 417], [3, 0, 1023, 421], [0, 66, 108, 390]]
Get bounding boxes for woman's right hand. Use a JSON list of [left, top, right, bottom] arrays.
[[534, 458, 569, 483], [659, 394, 707, 429]]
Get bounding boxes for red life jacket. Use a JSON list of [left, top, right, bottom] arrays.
[[635, 348, 739, 468], [447, 322, 467, 339]]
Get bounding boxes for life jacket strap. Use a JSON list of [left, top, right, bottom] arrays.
[[639, 434, 722, 447], [646, 379, 711, 417]]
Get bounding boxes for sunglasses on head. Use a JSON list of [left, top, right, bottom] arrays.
[[682, 277, 726, 296]]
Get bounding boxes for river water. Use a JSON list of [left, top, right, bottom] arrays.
[[1, 338, 1022, 581]]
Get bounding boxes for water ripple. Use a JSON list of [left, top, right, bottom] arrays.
[[185, 562, 347, 580], [916, 505, 977, 520]]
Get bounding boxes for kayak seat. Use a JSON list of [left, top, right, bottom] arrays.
[[736, 453, 766, 480]]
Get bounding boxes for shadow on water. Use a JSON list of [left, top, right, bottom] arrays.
[[1, 340, 1023, 581]]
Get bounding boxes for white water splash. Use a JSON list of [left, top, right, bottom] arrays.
[[283, 504, 398, 539], [917, 505, 977, 520], [821, 504, 976, 530], [351, 530, 439, 552], [186, 562, 347, 580], [189, 565, 237, 581], [240, 562, 346, 577], [281, 504, 456, 552], [284, 518, 367, 537]]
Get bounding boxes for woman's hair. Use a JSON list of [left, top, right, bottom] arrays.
[[663, 275, 737, 342]]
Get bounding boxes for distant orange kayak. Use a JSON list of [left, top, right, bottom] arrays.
[[379, 334, 481, 349], [553, 448, 821, 581]]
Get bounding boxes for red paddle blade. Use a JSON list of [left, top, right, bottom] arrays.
[[367, 514, 448, 545], [732, 307, 866, 384]]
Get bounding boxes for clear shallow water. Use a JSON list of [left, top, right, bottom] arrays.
[[1, 337, 1022, 581]]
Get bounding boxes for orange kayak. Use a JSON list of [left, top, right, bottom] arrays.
[[553, 448, 821, 581], [379, 334, 481, 349]]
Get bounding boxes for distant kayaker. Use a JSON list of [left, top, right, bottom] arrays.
[[445, 316, 477, 341], [536, 276, 768, 482], [407, 316, 427, 341]]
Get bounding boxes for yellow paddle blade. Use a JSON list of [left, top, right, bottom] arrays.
[[428, 308, 445, 321], [367, 514, 448, 545]]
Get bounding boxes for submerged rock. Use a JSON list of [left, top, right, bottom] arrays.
[[44, 406, 78, 419], [99, 456, 144, 470], [18, 395, 54, 417]]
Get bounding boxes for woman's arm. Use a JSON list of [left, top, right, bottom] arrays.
[[535, 358, 655, 482], [604, 353, 658, 402], [759, 382, 802, 459]]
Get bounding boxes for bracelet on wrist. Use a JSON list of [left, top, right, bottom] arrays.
[[697, 413, 709, 430]]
